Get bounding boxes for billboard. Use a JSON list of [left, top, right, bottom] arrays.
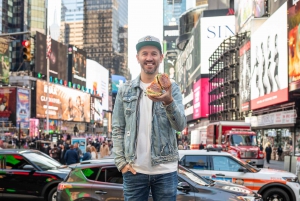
[[239, 41, 251, 111], [35, 32, 68, 81], [193, 78, 209, 119], [234, 0, 253, 33], [29, 119, 39, 137], [288, 1, 300, 91], [250, 2, 288, 109], [112, 75, 126, 94], [68, 45, 87, 87], [0, 87, 16, 123], [91, 96, 104, 123], [36, 80, 91, 122], [0, 38, 9, 84], [269, 0, 286, 15], [16, 88, 30, 129], [200, 15, 235, 74], [86, 59, 109, 111]]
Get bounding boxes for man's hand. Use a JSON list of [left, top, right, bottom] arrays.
[[147, 85, 173, 105], [121, 164, 136, 174]]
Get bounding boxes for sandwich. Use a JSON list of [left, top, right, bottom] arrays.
[[157, 73, 171, 90], [146, 73, 171, 97]]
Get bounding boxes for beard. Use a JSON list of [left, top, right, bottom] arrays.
[[140, 62, 160, 74]]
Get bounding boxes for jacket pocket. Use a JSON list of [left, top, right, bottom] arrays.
[[123, 96, 138, 116]]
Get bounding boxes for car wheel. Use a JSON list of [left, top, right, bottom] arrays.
[[256, 165, 263, 168], [263, 187, 290, 201], [47, 187, 57, 201]]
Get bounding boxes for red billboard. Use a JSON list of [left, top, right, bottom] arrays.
[[193, 78, 209, 119], [0, 87, 16, 124]]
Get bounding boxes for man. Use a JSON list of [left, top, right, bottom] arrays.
[[199, 141, 204, 150], [74, 142, 82, 163], [50, 144, 60, 161], [112, 35, 186, 201], [64, 144, 78, 165], [265, 143, 272, 164]]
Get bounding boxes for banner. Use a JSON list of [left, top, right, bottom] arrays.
[[239, 41, 251, 111], [91, 96, 104, 123], [0, 87, 16, 123], [29, 119, 39, 137], [193, 78, 209, 119], [234, 0, 253, 33], [0, 37, 9, 84], [251, 110, 296, 127], [36, 80, 90, 122], [250, 2, 288, 109], [16, 88, 30, 129], [112, 75, 126, 94]]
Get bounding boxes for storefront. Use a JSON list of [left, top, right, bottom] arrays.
[[250, 108, 296, 160]]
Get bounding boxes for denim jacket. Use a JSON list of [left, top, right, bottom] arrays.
[[112, 75, 187, 171]]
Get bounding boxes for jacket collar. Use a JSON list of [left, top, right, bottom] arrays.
[[131, 75, 141, 88]]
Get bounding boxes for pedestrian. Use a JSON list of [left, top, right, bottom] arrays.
[[59, 144, 67, 164], [50, 144, 60, 161], [277, 145, 283, 161], [100, 141, 110, 158], [199, 141, 204, 150], [64, 144, 78, 165], [82, 146, 92, 161], [91, 146, 98, 160], [265, 143, 272, 164], [74, 142, 83, 163], [259, 143, 263, 151], [112, 35, 186, 201]]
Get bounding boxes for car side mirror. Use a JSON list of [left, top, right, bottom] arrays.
[[23, 165, 36, 171], [238, 167, 247, 173], [177, 182, 191, 193]]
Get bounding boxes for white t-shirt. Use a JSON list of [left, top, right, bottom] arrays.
[[133, 81, 177, 175]]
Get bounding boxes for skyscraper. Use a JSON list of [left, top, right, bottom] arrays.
[[83, 0, 129, 79]]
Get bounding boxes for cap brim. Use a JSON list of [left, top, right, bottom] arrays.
[[136, 41, 162, 53]]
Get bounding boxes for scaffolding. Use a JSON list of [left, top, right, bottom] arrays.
[[208, 32, 249, 121]]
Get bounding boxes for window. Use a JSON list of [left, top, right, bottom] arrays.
[[180, 155, 209, 170], [1, 154, 30, 170], [97, 167, 123, 184], [212, 156, 242, 172], [81, 167, 99, 180]]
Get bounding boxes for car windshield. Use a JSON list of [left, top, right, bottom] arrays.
[[178, 166, 209, 186], [23, 152, 62, 171], [231, 135, 257, 146]]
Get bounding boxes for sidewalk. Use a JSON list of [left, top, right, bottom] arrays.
[[262, 159, 284, 171]]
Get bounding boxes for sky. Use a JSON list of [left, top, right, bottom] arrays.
[[128, 0, 164, 79]]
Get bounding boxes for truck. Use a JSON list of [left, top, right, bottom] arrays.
[[206, 121, 264, 168]]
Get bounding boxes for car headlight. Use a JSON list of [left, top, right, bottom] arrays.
[[282, 177, 298, 182], [236, 196, 262, 201]]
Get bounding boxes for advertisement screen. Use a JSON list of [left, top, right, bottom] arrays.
[[288, 1, 300, 91], [36, 80, 91, 122], [193, 78, 209, 119], [253, 0, 265, 17], [234, 0, 253, 33], [0, 38, 9, 84], [0, 87, 16, 123], [29, 119, 39, 137], [86, 59, 109, 111], [239, 41, 251, 111], [269, 0, 286, 15], [200, 15, 235, 74], [250, 2, 288, 109], [35, 32, 68, 81], [16, 88, 30, 129], [112, 75, 126, 94], [68, 45, 87, 87], [91, 96, 104, 123]]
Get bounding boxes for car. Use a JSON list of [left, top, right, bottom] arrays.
[[0, 149, 70, 201], [178, 149, 300, 201], [56, 159, 262, 201]]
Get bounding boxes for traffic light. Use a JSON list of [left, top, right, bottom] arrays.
[[22, 40, 31, 62]]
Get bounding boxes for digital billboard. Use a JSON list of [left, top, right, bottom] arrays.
[[269, 0, 286, 16], [0, 87, 16, 123], [193, 78, 209, 119], [36, 80, 91, 122], [86, 59, 109, 112], [288, 1, 300, 91], [234, 0, 253, 33], [200, 15, 235, 74], [68, 45, 87, 87], [250, 2, 288, 109], [91, 96, 104, 123], [16, 88, 30, 129], [112, 75, 126, 94], [35, 32, 68, 81], [239, 41, 251, 111], [0, 38, 9, 84]]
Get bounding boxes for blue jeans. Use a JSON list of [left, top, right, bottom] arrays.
[[123, 171, 177, 201]]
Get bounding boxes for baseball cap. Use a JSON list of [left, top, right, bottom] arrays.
[[136, 35, 162, 53]]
